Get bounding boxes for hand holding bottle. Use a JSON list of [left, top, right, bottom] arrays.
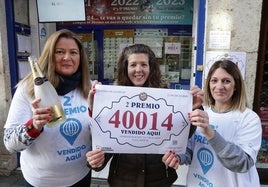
[[28, 56, 66, 127], [31, 98, 53, 131]]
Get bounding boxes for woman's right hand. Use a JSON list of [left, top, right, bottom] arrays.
[[86, 149, 105, 168], [31, 98, 52, 131], [87, 80, 101, 111], [162, 150, 179, 169]]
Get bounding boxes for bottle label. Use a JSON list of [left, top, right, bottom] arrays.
[[34, 77, 48, 85]]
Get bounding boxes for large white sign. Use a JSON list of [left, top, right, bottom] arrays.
[[91, 85, 192, 154]]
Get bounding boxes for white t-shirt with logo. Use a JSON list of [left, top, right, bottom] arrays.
[[5, 83, 92, 187], [186, 107, 262, 187]]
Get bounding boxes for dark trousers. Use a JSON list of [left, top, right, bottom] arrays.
[[24, 170, 91, 187]]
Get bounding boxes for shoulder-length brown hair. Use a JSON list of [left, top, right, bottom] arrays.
[[114, 44, 162, 88], [19, 29, 91, 99], [204, 60, 247, 111]]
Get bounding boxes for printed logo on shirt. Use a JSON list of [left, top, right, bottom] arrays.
[[194, 124, 217, 145], [63, 95, 87, 115], [197, 148, 214, 174], [193, 172, 214, 187], [60, 118, 82, 145], [57, 144, 87, 162]]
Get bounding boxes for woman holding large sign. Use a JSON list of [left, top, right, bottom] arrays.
[[86, 44, 203, 187]]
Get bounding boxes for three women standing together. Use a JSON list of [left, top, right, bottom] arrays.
[[4, 29, 262, 187]]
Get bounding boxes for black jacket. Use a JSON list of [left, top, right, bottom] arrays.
[[93, 124, 196, 187], [107, 153, 177, 187]]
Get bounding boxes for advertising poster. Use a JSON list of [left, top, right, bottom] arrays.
[[91, 85, 192, 154], [61, 0, 193, 25], [205, 51, 246, 79]]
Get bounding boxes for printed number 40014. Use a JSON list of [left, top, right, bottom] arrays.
[[108, 110, 174, 131]]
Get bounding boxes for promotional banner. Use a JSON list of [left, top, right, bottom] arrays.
[[59, 0, 193, 25], [91, 85, 192, 154], [87, 0, 193, 25], [205, 51, 246, 79]]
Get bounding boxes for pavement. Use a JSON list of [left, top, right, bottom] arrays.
[[1, 168, 268, 187], [0, 168, 184, 187], [0, 168, 109, 187], [0, 168, 23, 187]]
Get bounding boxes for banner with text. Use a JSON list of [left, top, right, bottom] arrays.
[[91, 85, 192, 154], [60, 0, 193, 25]]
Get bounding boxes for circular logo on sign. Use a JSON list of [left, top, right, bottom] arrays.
[[139, 92, 147, 101]]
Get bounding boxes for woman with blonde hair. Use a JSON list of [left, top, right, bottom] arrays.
[[4, 29, 93, 187]]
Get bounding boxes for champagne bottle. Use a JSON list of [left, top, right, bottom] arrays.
[[28, 56, 66, 128]]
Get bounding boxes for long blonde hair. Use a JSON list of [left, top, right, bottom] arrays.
[[18, 29, 91, 99]]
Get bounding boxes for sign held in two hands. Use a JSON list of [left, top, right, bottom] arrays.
[[91, 85, 192, 154]]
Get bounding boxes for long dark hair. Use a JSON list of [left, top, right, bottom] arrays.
[[114, 44, 162, 88]]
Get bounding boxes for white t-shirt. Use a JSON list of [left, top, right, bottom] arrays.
[[5, 83, 92, 187], [186, 107, 262, 187]]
